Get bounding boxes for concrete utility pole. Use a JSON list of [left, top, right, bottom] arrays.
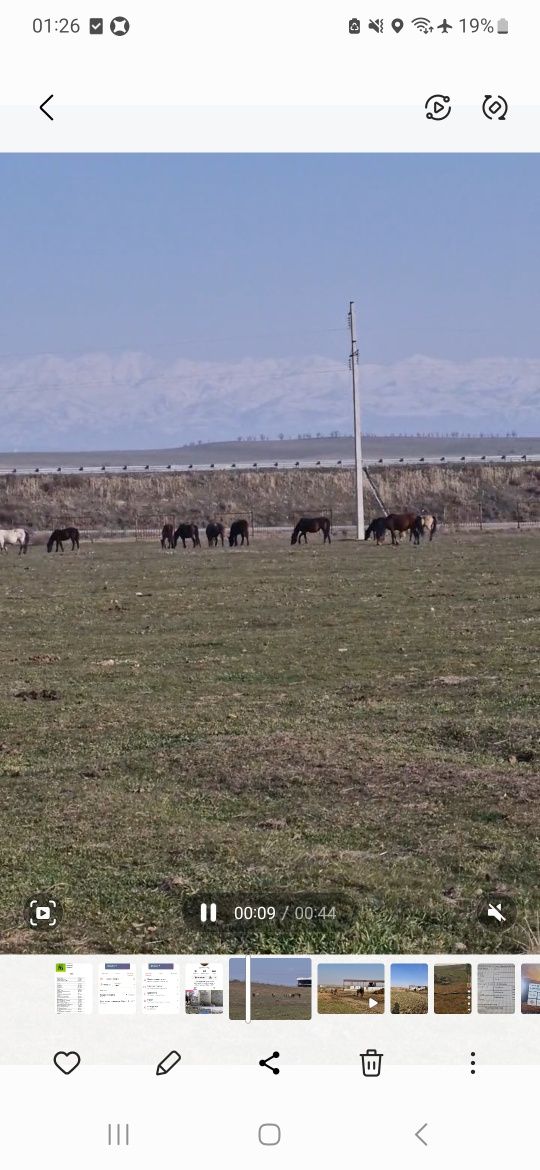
[[348, 301, 365, 538]]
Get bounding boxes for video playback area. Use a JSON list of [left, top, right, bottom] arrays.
[[0, 152, 538, 961]]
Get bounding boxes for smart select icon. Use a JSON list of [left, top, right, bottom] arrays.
[[24, 894, 63, 929]]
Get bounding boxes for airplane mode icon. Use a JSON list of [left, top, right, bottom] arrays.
[[438, 19, 453, 32]]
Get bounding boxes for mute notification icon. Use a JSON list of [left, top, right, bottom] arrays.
[[476, 893, 516, 930]]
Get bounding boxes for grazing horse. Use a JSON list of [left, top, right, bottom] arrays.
[[365, 517, 387, 545], [160, 523, 174, 549], [385, 513, 423, 546], [228, 519, 250, 547], [173, 523, 201, 549], [0, 527, 30, 555], [291, 516, 331, 545], [419, 513, 437, 541], [47, 526, 80, 552], [206, 521, 225, 547]]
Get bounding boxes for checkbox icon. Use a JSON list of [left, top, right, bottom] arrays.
[[89, 17, 104, 34]]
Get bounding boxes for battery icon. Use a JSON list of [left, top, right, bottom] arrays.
[[497, 18, 508, 33], [200, 902, 217, 923]]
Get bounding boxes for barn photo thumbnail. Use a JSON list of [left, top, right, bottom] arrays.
[[317, 963, 384, 1014]]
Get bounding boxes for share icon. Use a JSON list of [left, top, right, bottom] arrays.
[[259, 1051, 280, 1074]]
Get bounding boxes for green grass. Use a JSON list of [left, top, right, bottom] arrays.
[[0, 531, 538, 954]]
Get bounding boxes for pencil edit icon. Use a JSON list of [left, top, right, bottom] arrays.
[[156, 1050, 181, 1076]]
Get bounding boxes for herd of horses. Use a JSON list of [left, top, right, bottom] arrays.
[[160, 519, 250, 549], [159, 512, 437, 549], [0, 511, 437, 557], [365, 512, 437, 546]]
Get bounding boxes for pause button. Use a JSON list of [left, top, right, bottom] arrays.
[[107, 1123, 130, 1146]]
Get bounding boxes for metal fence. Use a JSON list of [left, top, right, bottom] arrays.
[[31, 508, 539, 545]]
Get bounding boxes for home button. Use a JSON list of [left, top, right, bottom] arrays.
[[259, 1123, 281, 1146]]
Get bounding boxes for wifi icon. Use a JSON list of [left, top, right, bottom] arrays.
[[412, 16, 433, 33]]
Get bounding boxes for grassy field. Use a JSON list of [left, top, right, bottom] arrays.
[[390, 987, 429, 1014], [229, 979, 246, 1020], [0, 530, 538, 955], [251, 982, 311, 1020], [434, 964, 472, 1014], [318, 987, 385, 1014]]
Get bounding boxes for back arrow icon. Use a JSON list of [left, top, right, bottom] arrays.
[[415, 1123, 428, 1146], [40, 95, 54, 121]]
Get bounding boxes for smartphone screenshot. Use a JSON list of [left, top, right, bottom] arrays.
[[0, 2, 538, 1165]]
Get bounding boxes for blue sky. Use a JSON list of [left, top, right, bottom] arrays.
[[1, 153, 539, 364], [391, 963, 428, 987], [318, 963, 384, 985], [251, 957, 311, 986], [1, 155, 539, 446]]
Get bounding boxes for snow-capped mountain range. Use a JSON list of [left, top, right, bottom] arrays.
[[1, 351, 538, 448]]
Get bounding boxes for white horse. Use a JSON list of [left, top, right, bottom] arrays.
[[0, 527, 30, 555], [420, 513, 437, 541]]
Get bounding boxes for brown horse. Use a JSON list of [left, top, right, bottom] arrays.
[[160, 523, 174, 549], [291, 516, 331, 545], [385, 513, 423, 546], [206, 522, 225, 547]]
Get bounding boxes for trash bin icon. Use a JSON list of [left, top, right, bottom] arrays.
[[360, 1049, 383, 1077]]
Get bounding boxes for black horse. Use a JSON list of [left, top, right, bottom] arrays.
[[47, 526, 80, 552], [365, 517, 387, 545], [291, 516, 331, 545], [228, 519, 250, 547], [206, 522, 225, 547], [160, 523, 175, 549], [173, 523, 201, 549]]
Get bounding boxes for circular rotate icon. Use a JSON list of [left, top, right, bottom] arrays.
[[482, 94, 508, 120], [110, 16, 130, 35]]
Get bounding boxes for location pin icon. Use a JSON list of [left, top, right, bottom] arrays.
[[391, 18, 404, 32]]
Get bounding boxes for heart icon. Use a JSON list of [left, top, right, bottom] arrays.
[[54, 1051, 81, 1075]]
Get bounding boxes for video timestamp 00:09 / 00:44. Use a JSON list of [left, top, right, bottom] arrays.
[[233, 905, 338, 922]]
